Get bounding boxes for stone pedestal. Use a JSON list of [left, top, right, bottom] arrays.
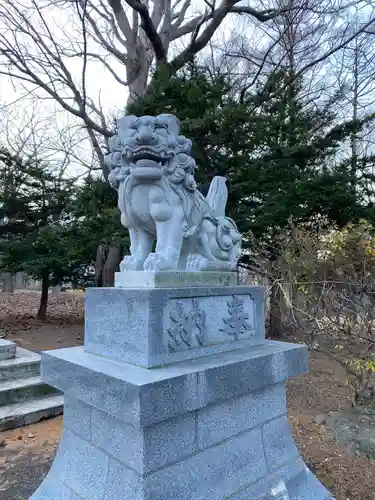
[[30, 273, 333, 500]]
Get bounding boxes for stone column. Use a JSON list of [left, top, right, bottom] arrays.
[[30, 272, 333, 500]]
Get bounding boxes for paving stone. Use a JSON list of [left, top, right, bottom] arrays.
[[0, 394, 63, 431], [262, 416, 300, 471], [0, 339, 16, 361], [197, 383, 285, 448], [63, 396, 91, 441]]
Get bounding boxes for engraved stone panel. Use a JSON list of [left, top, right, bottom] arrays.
[[85, 286, 265, 367], [164, 294, 256, 352]]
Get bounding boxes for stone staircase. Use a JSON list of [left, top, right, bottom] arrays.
[[0, 339, 63, 431]]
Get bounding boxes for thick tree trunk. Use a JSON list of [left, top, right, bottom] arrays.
[[95, 244, 108, 287], [127, 54, 153, 106], [95, 244, 122, 287], [269, 281, 283, 339], [2, 272, 15, 293], [37, 271, 49, 320], [351, 43, 359, 200], [128, 73, 149, 106]]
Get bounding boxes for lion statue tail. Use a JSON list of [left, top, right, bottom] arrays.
[[205, 176, 228, 218]]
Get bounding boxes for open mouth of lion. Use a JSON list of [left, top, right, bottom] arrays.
[[132, 147, 163, 163], [131, 158, 163, 180], [127, 147, 167, 180]]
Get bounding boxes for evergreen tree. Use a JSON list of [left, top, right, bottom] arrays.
[[68, 177, 129, 288], [129, 63, 375, 339], [129, 64, 375, 240], [0, 149, 78, 318], [0, 147, 132, 311]]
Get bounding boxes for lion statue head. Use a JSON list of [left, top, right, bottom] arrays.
[[105, 114, 198, 193]]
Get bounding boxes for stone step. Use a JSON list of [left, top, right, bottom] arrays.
[[0, 348, 41, 381], [0, 376, 60, 406], [0, 339, 16, 361], [0, 394, 64, 431]]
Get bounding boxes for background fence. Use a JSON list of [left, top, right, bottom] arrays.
[[1, 272, 43, 292]]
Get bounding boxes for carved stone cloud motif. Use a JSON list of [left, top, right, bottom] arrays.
[[105, 113, 242, 272], [167, 298, 206, 351], [165, 295, 255, 352]]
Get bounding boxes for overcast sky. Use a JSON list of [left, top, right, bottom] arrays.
[[0, 1, 240, 174], [0, 1, 374, 176]]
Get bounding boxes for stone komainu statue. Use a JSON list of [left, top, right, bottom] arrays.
[[104, 114, 242, 272]]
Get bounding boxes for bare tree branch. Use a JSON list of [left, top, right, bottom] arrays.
[[105, 0, 134, 42], [0, 0, 372, 180], [113, 0, 167, 60], [172, 0, 191, 28], [75, 0, 88, 115]]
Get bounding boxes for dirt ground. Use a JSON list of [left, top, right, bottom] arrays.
[[0, 291, 84, 350], [288, 353, 375, 499], [6, 323, 83, 352], [2, 292, 375, 499], [0, 418, 63, 500]]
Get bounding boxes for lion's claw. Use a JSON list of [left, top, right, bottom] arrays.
[[143, 253, 171, 271], [186, 254, 208, 271], [120, 255, 143, 271]]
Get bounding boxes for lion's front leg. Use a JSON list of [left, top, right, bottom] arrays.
[[143, 196, 184, 271], [143, 221, 184, 271], [120, 227, 154, 271]]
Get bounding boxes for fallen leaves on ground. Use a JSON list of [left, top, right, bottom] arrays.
[[0, 291, 83, 337], [2, 293, 375, 499], [288, 352, 375, 499], [0, 418, 63, 500]]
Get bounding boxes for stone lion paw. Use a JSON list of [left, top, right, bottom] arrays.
[[120, 255, 143, 271], [143, 253, 170, 271], [185, 254, 208, 271]]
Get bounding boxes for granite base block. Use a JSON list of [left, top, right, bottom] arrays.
[[115, 270, 238, 289], [30, 341, 333, 499], [84, 285, 265, 367]]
